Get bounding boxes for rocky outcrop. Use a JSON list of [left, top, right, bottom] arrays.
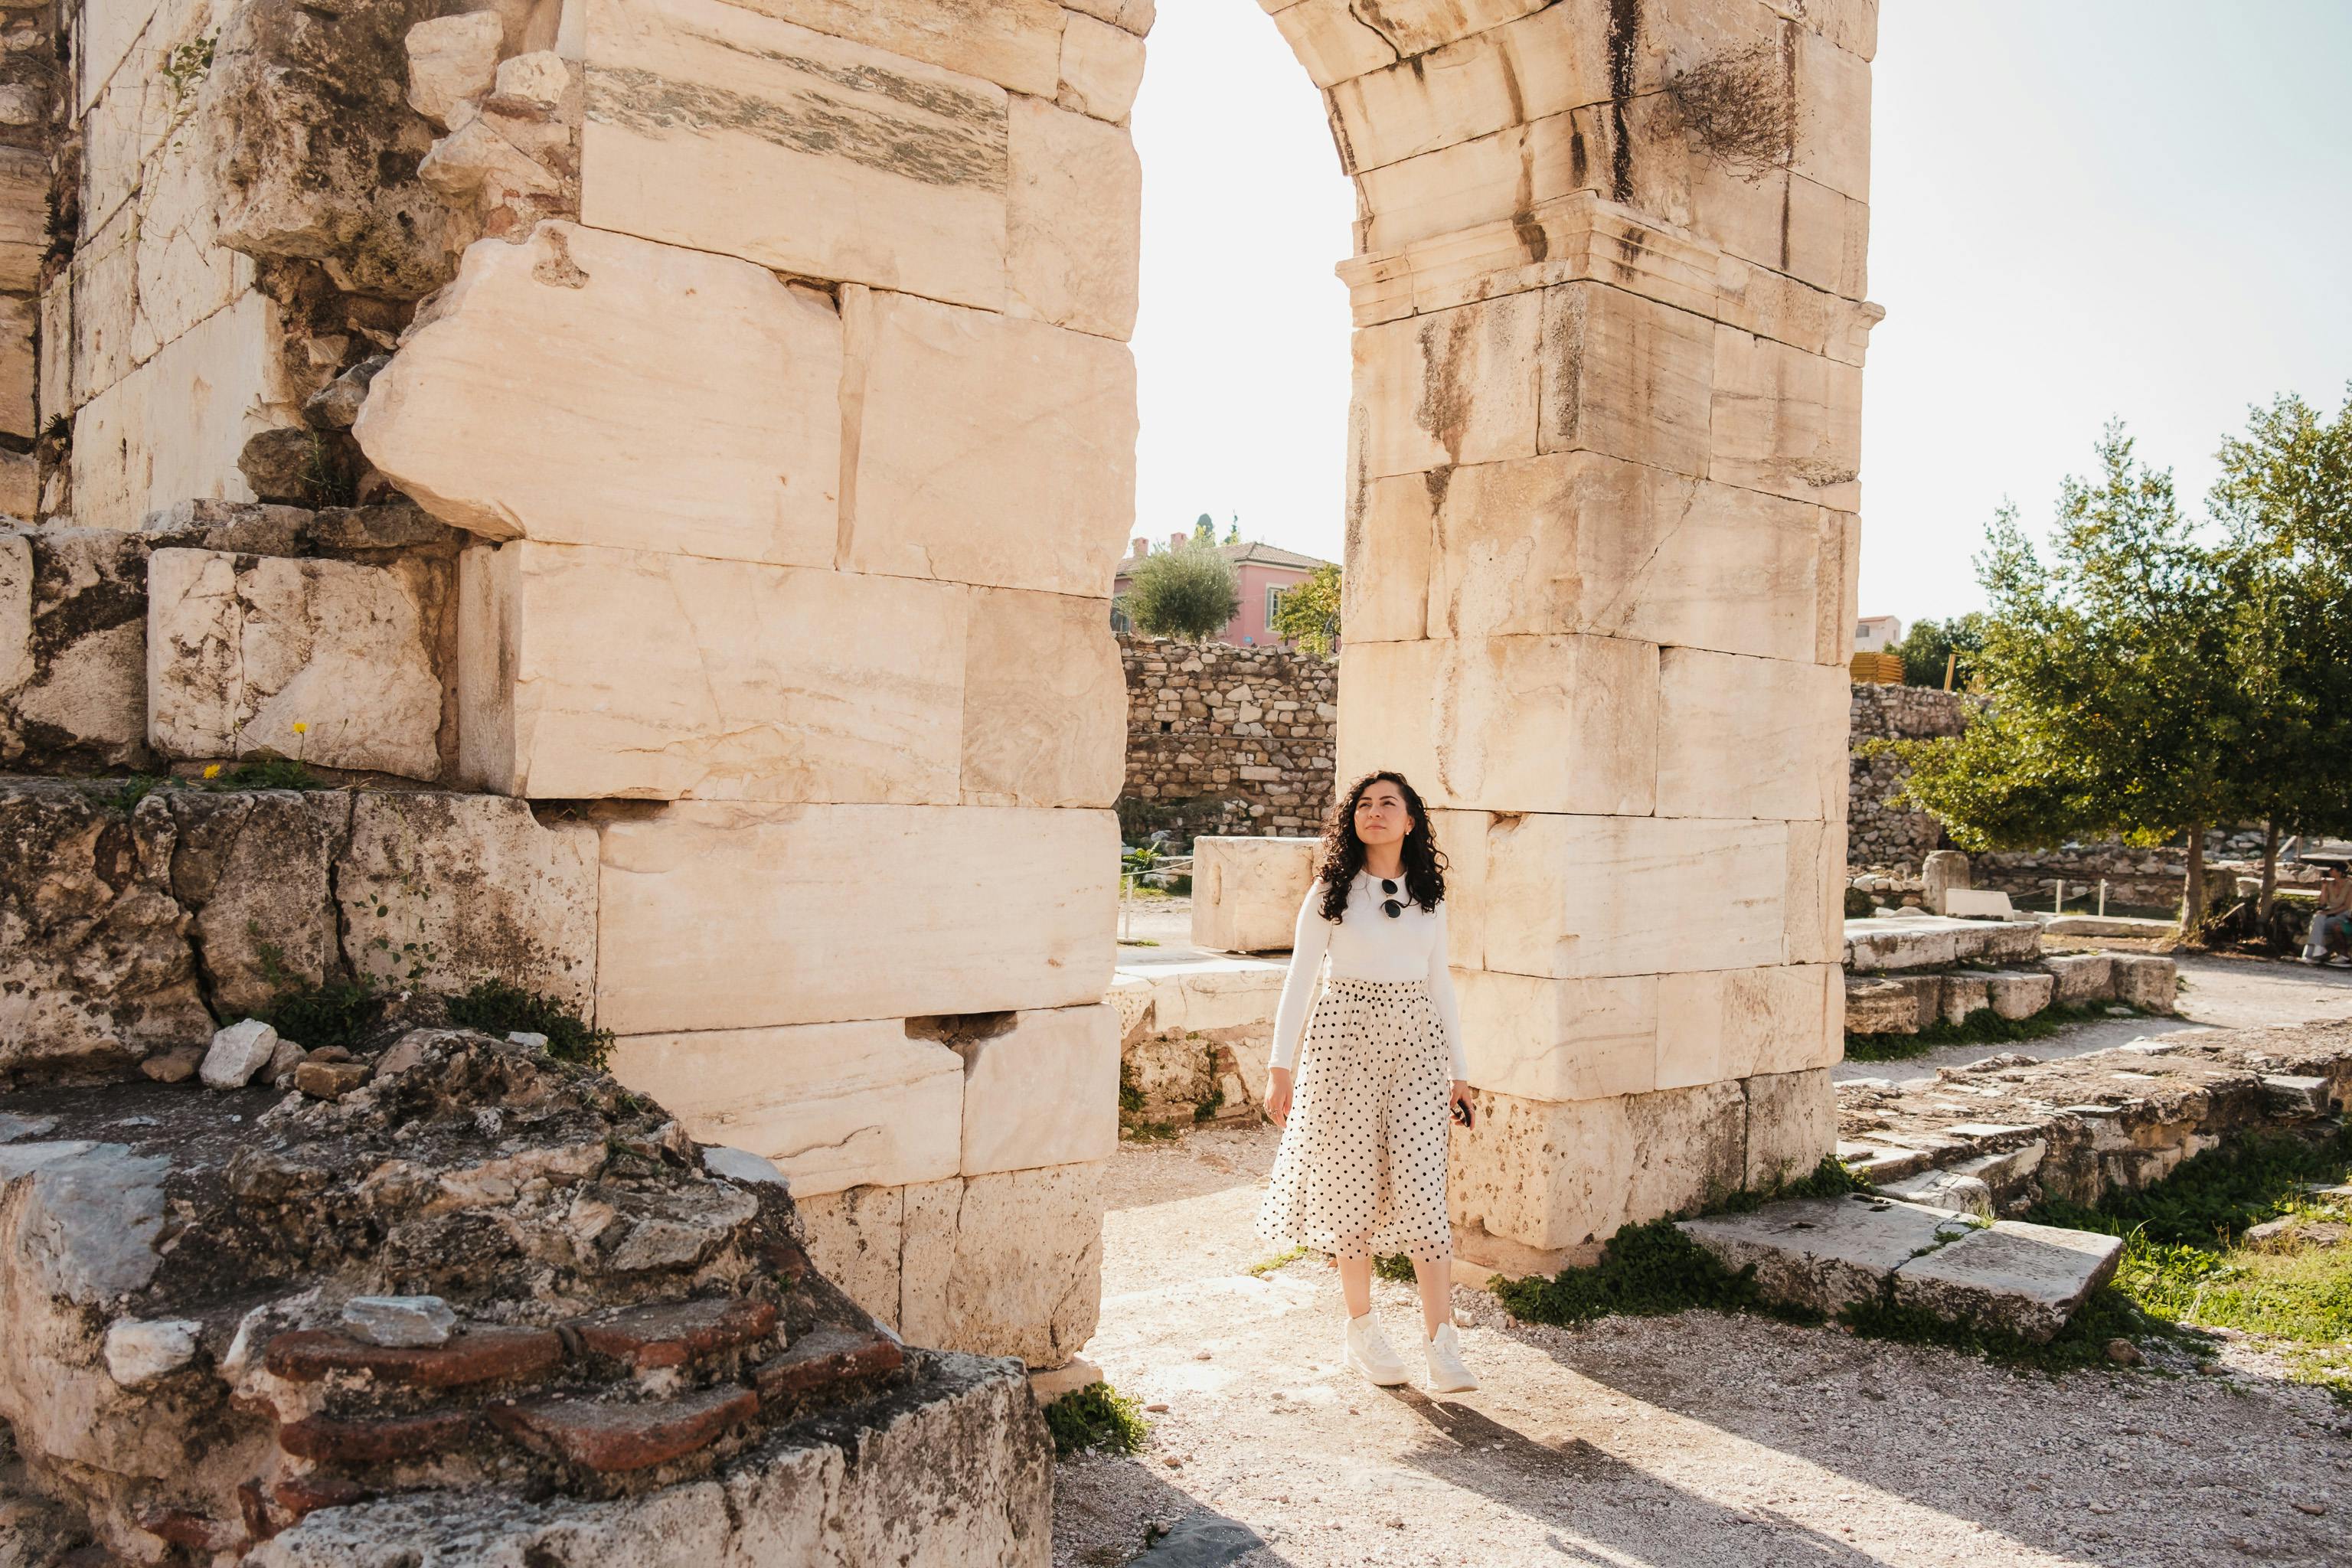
[[0, 779, 597, 1086], [0, 1027, 1051, 1563]]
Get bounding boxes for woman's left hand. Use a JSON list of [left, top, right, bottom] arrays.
[[1448, 1080, 1473, 1127]]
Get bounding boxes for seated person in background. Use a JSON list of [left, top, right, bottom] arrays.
[[2303, 865, 2352, 966]]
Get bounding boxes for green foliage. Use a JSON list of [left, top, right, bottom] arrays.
[[161, 35, 214, 103], [209, 756, 329, 791], [1116, 1057, 1144, 1116], [1373, 1252, 1417, 1282], [445, 978, 614, 1072], [2027, 1126, 2352, 1246], [1121, 539, 1240, 642], [1710, 1155, 1876, 1214], [1494, 1217, 1821, 1328], [1838, 1283, 2185, 1377], [1844, 1001, 2135, 1063], [1041, 1381, 1148, 1457], [1245, 1244, 1308, 1277], [1890, 611, 1989, 689], [1269, 562, 1342, 658], [95, 774, 171, 814], [248, 975, 384, 1053]]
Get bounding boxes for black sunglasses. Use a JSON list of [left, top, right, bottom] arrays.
[[1378, 876, 1402, 917]]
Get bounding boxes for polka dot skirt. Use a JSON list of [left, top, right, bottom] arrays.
[[1256, 975, 1454, 1264]]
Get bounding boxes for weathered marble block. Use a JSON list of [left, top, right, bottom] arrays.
[[950, 1004, 1119, 1177], [1189, 835, 1321, 953], [1337, 634, 1658, 817], [1353, 452, 1836, 665], [719, 0, 1067, 96], [1456, 969, 1658, 1102], [1265, 0, 1399, 90], [1539, 283, 1717, 478], [145, 547, 446, 780], [339, 793, 600, 1014], [356, 222, 843, 567], [580, 0, 1012, 309], [1451, 810, 1795, 979], [840, 289, 1138, 597], [1710, 325, 1864, 512], [0, 528, 152, 772], [960, 583, 1127, 808], [1748, 1066, 1838, 1189], [903, 1160, 1105, 1367], [611, 1019, 965, 1197], [1006, 93, 1141, 340], [1658, 965, 1841, 1088], [596, 803, 1119, 1034], [1057, 12, 1145, 122], [159, 789, 348, 1018], [1351, 290, 1541, 479], [1655, 647, 1849, 821]]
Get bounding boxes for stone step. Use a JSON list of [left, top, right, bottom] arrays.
[[1677, 1193, 2122, 1342], [277, 1408, 476, 1465], [750, 1325, 906, 1413], [263, 1325, 564, 1389], [488, 1385, 760, 1473], [570, 1297, 779, 1370]]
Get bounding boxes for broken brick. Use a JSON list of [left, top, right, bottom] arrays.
[[572, 1298, 778, 1370], [273, 1475, 371, 1521], [278, 1407, 477, 1464], [750, 1325, 903, 1410], [488, 1385, 758, 1472], [264, 1325, 564, 1388], [139, 1510, 240, 1551]]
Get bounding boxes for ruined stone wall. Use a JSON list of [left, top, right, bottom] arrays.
[[1116, 632, 1336, 846], [1847, 681, 1966, 869]]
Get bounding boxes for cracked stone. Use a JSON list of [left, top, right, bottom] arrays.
[[488, 1386, 758, 1473], [201, 1020, 281, 1091], [572, 1298, 778, 1370], [341, 1295, 459, 1348]]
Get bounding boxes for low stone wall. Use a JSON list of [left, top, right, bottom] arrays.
[[1116, 634, 1335, 848], [1846, 683, 1968, 868], [1838, 1021, 2352, 1211]]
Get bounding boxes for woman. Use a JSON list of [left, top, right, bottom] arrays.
[[1255, 770, 1479, 1393]]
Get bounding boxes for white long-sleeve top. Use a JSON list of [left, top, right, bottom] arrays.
[[1269, 871, 1468, 1079]]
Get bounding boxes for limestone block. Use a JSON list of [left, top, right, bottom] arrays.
[[1058, 12, 1145, 121], [1466, 812, 1791, 979], [0, 783, 211, 1080], [71, 291, 301, 532], [1457, 969, 1657, 1102], [1362, 453, 1830, 665], [1746, 1067, 1836, 1191], [1351, 292, 1540, 478], [1339, 0, 1552, 57], [952, 1004, 1120, 1176], [1007, 95, 1142, 341], [1842, 974, 1932, 1035], [1775, 0, 1877, 60], [1067, 0, 1155, 34], [901, 1161, 1105, 1367], [0, 292, 31, 439], [714, 0, 1066, 95], [356, 223, 842, 567], [1941, 973, 1990, 1026], [1922, 848, 1970, 913], [1452, 1080, 1743, 1253], [792, 1184, 904, 1331], [129, 129, 256, 368], [1540, 283, 1717, 479], [596, 803, 1119, 1034], [1655, 648, 1847, 821], [1657, 965, 1837, 1088], [1680, 1197, 1977, 1317], [0, 450, 31, 521], [338, 793, 600, 1014], [1337, 634, 1658, 816], [1119, 957, 1285, 1034], [1785, 174, 1870, 300], [1354, 112, 1597, 258], [407, 12, 505, 127], [1327, 4, 1611, 175], [1943, 888, 2017, 918], [611, 1021, 965, 1197], [1890, 1220, 2122, 1344], [145, 548, 446, 779], [1710, 325, 1864, 511], [0, 528, 152, 772], [2109, 954, 2177, 1014], [1190, 835, 1321, 953], [456, 541, 968, 802], [201, 1018, 280, 1089], [2043, 952, 2114, 1007], [0, 146, 40, 293], [1265, 0, 1398, 89], [840, 290, 1138, 597], [1790, 28, 1871, 202], [159, 789, 348, 1017], [1984, 969, 2055, 1021], [960, 583, 1128, 808], [1784, 819, 1845, 967], [580, 0, 1013, 309]]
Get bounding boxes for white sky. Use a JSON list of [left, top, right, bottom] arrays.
[[1129, 1, 2352, 623]]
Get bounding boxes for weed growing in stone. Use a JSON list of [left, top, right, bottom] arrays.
[[446, 978, 614, 1072], [248, 975, 384, 1054], [1041, 1380, 1148, 1458], [1494, 1217, 1824, 1328], [1845, 1001, 2136, 1063], [1374, 1253, 1417, 1282], [1245, 1245, 1307, 1277], [1117, 1059, 1145, 1116], [94, 774, 169, 814], [207, 756, 329, 791]]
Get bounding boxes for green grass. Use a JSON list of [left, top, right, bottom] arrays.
[[1494, 1215, 1825, 1328], [1246, 1245, 1308, 1277], [1041, 1380, 1148, 1457], [1845, 1001, 2138, 1063], [1374, 1252, 1419, 1282], [210, 756, 329, 791], [445, 978, 615, 1072]]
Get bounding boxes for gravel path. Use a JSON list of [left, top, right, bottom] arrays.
[[1060, 1116, 2352, 1568]]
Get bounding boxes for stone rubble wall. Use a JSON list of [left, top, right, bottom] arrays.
[[1116, 632, 1335, 847]]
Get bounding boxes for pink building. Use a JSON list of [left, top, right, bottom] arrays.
[[1109, 534, 1334, 649]]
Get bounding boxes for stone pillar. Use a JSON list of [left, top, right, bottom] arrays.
[[1923, 849, 1971, 915], [354, 0, 1148, 1367], [1288, 0, 1880, 1275]]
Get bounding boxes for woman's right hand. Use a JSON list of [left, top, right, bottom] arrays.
[[1264, 1066, 1293, 1128]]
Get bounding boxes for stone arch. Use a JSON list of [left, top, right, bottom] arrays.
[[339, 0, 1877, 1333]]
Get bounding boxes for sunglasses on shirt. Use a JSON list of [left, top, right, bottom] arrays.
[[1377, 877, 1403, 917]]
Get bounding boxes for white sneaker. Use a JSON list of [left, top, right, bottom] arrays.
[[1423, 1321, 1479, 1394], [1342, 1312, 1409, 1387]]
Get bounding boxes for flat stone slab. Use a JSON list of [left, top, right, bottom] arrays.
[[1890, 1220, 2123, 1342], [1844, 915, 2042, 972], [2043, 914, 2178, 938], [1678, 1195, 1978, 1315]]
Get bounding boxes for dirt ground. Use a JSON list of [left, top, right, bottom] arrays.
[[1057, 951, 2352, 1568]]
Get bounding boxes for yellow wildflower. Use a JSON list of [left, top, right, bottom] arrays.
[[292, 722, 309, 734], [202, 763, 220, 779]]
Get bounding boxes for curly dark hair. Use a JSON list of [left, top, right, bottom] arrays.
[[1315, 771, 1447, 923]]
